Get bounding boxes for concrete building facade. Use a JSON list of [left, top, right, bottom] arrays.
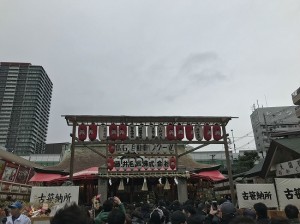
[[250, 106, 300, 154], [0, 62, 52, 155]]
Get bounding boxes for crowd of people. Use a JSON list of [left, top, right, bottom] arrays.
[[1, 197, 299, 224]]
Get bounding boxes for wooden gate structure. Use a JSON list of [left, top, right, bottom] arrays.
[[63, 115, 236, 204]]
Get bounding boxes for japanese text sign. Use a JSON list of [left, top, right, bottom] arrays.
[[275, 178, 300, 210], [30, 186, 79, 206], [236, 184, 278, 208]]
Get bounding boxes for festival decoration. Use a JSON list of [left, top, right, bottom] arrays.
[[78, 123, 87, 141], [88, 123, 97, 141]]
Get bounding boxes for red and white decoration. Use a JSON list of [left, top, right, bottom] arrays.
[[203, 123, 212, 141], [109, 123, 118, 141], [213, 124, 222, 141], [166, 123, 175, 140], [176, 123, 184, 140], [118, 123, 127, 141], [88, 123, 97, 141], [194, 123, 203, 140], [185, 124, 194, 141], [78, 123, 87, 141], [128, 124, 136, 140]]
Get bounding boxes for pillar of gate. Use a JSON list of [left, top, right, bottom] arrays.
[[177, 166, 188, 203], [98, 167, 108, 203]]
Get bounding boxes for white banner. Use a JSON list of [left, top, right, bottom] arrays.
[[30, 186, 79, 206], [275, 178, 300, 210], [236, 184, 278, 208]]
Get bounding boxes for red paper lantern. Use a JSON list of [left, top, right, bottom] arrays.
[[88, 123, 97, 141], [78, 123, 87, 141], [108, 144, 115, 154], [185, 124, 194, 141], [107, 157, 114, 170], [166, 123, 175, 140], [169, 156, 176, 170], [213, 124, 222, 141], [109, 123, 118, 141], [176, 123, 184, 140], [118, 123, 127, 141], [203, 123, 212, 141]]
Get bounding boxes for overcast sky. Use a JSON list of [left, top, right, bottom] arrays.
[[1, 0, 299, 152]]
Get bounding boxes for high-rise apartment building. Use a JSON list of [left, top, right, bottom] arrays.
[[0, 62, 52, 155], [250, 106, 300, 154]]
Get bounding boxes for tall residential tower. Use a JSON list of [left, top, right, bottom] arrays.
[[0, 62, 52, 155]]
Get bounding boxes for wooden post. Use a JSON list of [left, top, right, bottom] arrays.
[[69, 121, 76, 183], [222, 124, 236, 205]]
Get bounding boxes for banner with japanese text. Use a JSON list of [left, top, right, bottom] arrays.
[[275, 178, 300, 210], [236, 184, 278, 208], [30, 186, 79, 206]]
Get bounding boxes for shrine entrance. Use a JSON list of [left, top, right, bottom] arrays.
[[64, 115, 236, 204]]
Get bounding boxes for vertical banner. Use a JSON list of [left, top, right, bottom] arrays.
[[236, 184, 278, 208], [275, 178, 300, 210]]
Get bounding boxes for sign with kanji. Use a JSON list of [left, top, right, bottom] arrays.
[[30, 186, 79, 206], [236, 184, 278, 208], [276, 159, 300, 177], [275, 178, 300, 210]]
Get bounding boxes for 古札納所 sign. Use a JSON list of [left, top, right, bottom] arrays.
[[30, 186, 79, 206], [275, 178, 300, 210], [236, 184, 278, 208]]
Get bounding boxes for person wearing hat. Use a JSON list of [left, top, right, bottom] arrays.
[[6, 201, 31, 224], [171, 210, 187, 224]]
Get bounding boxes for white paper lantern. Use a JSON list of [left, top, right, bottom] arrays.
[[114, 158, 121, 171], [129, 158, 136, 170], [156, 158, 163, 170], [136, 157, 143, 170], [195, 124, 203, 140], [143, 157, 149, 170], [163, 157, 169, 170], [138, 124, 147, 140], [149, 157, 156, 170], [128, 124, 136, 140], [157, 124, 165, 139], [98, 124, 107, 140], [121, 158, 129, 170], [147, 124, 156, 140]]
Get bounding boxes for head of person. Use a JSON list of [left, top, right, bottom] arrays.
[[284, 204, 299, 220], [270, 217, 290, 224], [8, 201, 22, 217], [253, 203, 268, 219], [187, 214, 205, 224], [171, 210, 187, 224], [103, 198, 114, 212], [219, 201, 236, 221], [107, 208, 126, 224], [230, 216, 256, 224], [50, 203, 89, 224], [149, 208, 165, 224], [243, 208, 256, 220], [182, 205, 196, 217]]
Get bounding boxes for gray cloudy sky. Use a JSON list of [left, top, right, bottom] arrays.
[[1, 0, 299, 151]]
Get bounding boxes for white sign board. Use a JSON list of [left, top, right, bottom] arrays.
[[275, 178, 300, 210], [30, 186, 79, 206], [236, 184, 278, 208], [276, 159, 300, 177]]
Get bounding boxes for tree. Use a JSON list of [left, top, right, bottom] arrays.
[[233, 151, 260, 174]]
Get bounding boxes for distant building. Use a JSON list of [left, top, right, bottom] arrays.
[[292, 86, 300, 118], [21, 143, 69, 166], [0, 62, 52, 155], [250, 106, 300, 154]]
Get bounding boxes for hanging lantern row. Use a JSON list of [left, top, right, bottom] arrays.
[[77, 123, 223, 142], [107, 156, 177, 171]]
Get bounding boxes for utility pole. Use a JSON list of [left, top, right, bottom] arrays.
[[231, 129, 236, 153]]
